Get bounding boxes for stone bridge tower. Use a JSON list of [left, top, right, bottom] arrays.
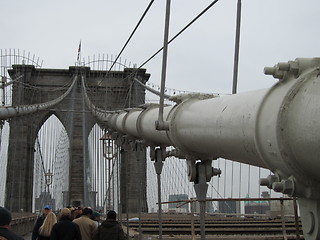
[[5, 64, 150, 213]]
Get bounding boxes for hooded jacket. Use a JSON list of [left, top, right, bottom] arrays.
[[92, 219, 125, 240]]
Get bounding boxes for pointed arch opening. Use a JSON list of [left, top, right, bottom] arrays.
[[33, 114, 69, 212]]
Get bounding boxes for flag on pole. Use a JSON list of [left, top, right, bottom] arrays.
[[77, 40, 81, 61]]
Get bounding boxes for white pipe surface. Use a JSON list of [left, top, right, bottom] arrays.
[[123, 109, 142, 138], [166, 90, 268, 167]]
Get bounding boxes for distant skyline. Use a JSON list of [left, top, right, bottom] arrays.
[[1, 0, 320, 95]]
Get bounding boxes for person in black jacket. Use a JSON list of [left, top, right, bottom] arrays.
[[50, 208, 81, 240], [92, 210, 125, 240], [32, 205, 51, 240], [0, 206, 24, 240]]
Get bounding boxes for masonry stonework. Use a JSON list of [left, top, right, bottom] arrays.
[[5, 65, 150, 213]]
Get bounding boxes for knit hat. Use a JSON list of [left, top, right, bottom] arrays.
[[92, 211, 102, 218], [0, 207, 12, 226], [107, 210, 116, 220]]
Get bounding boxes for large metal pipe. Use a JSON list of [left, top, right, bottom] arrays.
[[166, 90, 267, 167], [85, 58, 320, 240], [102, 89, 268, 167], [138, 105, 172, 145], [98, 58, 320, 195]]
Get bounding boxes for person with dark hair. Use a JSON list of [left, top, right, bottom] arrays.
[[72, 208, 96, 240], [91, 211, 102, 227], [0, 206, 24, 240], [92, 210, 125, 240], [50, 208, 82, 240], [71, 207, 82, 220]]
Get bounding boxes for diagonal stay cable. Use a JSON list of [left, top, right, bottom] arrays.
[[138, 0, 220, 69], [87, 1, 221, 115], [99, 0, 155, 84], [36, 135, 47, 178], [121, 0, 221, 95]]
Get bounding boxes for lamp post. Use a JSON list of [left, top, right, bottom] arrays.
[[44, 169, 53, 193], [101, 131, 117, 211]]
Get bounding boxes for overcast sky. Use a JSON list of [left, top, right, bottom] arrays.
[[1, 0, 320, 95]]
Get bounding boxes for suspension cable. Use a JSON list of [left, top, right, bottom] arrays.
[[101, 0, 155, 83], [134, 77, 171, 99], [113, 0, 221, 100], [138, 0, 221, 69]]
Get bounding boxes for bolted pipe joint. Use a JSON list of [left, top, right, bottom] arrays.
[[278, 60, 299, 76], [277, 61, 299, 77], [259, 174, 280, 189], [264, 66, 285, 80], [187, 159, 219, 182], [264, 60, 299, 80], [272, 178, 295, 196]]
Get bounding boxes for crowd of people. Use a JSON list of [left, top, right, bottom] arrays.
[[0, 205, 125, 240]]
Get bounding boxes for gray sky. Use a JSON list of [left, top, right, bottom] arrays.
[[1, 0, 320, 94]]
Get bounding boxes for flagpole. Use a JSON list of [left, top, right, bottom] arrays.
[[77, 40, 81, 66]]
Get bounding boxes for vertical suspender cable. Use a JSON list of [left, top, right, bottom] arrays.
[[93, 126, 97, 205], [157, 171, 162, 238], [232, 0, 242, 94], [112, 155, 115, 212], [231, 161, 234, 198], [94, 127, 97, 203], [126, 148, 129, 240], [239, 163, 242, 198], [258, 167, 261, 198], [81, 73, 88, 207], [232, 0, 242, 202], [101, 128, 105, 208], [96, 126, 100, 207], [224, 160, 227, 198], [156, 0, 171, 131], [51, 118, 54, 178], [117, 145, 121, 219], [100, 129, 104, 208], [155, 1, 172, 238], [248, 165, 251, 197], [217, 159, 220, 199]]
